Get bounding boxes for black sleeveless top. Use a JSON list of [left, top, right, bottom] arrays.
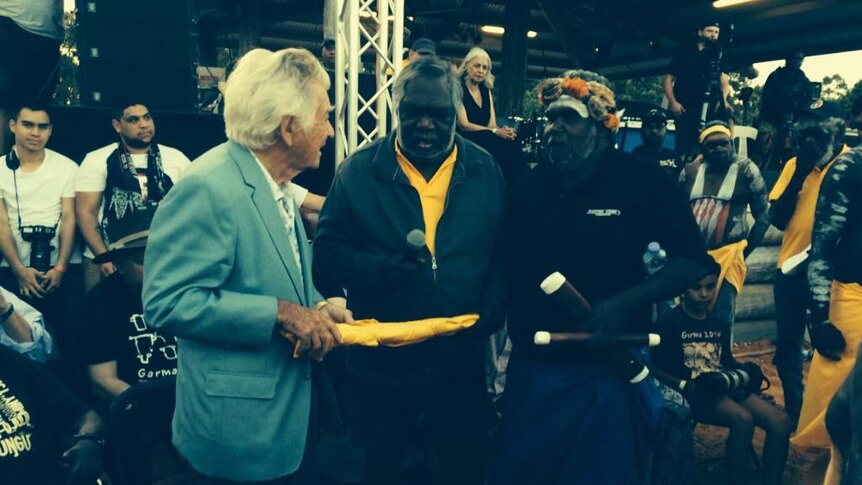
[[461, 78, 491, 126]]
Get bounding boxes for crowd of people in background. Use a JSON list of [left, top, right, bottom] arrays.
[[1, 2, 862, 485]]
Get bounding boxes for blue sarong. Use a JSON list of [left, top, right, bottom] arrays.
[[491, 349, 663, 485]]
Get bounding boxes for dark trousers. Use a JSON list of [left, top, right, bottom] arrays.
[[346, 369, 490, 485], [0, 16, 61, 108], [772, 269, 810, 425]]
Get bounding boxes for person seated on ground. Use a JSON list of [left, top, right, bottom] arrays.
[[455, 47, 524, 187], [631, 109, 682, 181], [77, 207, 177, 403], [0, 344, 104, 485], [652, 259, 790, 485], [0, 283, 52, 362], [76, 207, 176, 485]]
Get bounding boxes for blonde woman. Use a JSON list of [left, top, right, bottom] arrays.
[[457, 47, 523, 185]]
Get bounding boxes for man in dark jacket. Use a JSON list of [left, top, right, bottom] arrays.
[[313, 56, 507, 485]]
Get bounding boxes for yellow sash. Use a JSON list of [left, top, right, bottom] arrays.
[[707, 240, 748, 307], [293, 313, 479, 358], [792, 282, 862, 448]]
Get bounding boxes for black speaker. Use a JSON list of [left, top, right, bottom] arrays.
[[77, 0, 196, 111]]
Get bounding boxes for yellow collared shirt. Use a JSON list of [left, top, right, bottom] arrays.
[[769, 145, 850, 267], [394, 142, 458, 256]]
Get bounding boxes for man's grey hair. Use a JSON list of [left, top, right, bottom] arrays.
[[223, 48, 330, 150], [392, 56, 462, 115]]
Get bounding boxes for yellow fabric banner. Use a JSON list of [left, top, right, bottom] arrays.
[[792, 282, 862, 449], [293, 314, 479, 358], [707, 239, 748, 307]]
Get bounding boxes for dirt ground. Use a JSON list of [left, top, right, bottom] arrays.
[[694, 340, 830, 485]]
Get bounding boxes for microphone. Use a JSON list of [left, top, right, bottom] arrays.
[[404, 229, 426, 265], [533, 331, 661, 347], [540, 272, 591, 320]]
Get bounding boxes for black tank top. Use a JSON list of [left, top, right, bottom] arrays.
[[461, 78, 491, 126]]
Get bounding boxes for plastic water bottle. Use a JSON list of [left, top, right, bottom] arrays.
[[643, 241, 667, 275]]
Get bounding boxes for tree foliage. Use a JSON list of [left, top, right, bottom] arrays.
[[52, 10, 79, 105]]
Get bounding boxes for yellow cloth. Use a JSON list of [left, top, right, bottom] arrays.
[[769, 145, 849, 267], [292, 314, 479, 357], [707, 240, 748, 307], [792, 282, 862, 449], [395, 142, 457, 256]]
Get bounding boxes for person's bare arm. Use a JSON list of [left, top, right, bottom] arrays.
[[457, 105, 496, 133], [664, 74, 684, 116], [42, 197, 76, 293], [75, 191, 115, 275], [87, 361, 131, 400], [0, 291, 33, 343], [721, 73, 732, 108]]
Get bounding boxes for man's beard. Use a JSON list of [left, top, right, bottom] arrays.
[[704, 150, 733, 166], [799, 142, 836, 169], [548, 129, 601, 175], [122, 134, 152, 150]]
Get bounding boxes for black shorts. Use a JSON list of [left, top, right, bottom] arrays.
[[0, 16, 61, 109]]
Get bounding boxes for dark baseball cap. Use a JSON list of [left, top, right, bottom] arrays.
[[799, 99, 846, 121], [410, 38, 436, 56], [321, 37, 335, 48], [644, 109, 668, 124]]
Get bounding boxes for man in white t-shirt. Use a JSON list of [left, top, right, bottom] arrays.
[[0, 103, 77, 359], [76, 101, 191, 290]]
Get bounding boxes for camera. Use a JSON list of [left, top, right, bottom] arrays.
[[20, 225, 56, 272]]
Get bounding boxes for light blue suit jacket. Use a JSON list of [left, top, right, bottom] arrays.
[[143, 141, 322, 481]]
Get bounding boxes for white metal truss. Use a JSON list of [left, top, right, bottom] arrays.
[[334, 0, 405, 164]]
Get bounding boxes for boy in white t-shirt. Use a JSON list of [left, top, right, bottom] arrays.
[[75, 101, 191, 290], [0, 103, 78, 361]]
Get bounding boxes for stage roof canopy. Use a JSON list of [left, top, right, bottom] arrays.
[[196, 0, 862, 79]]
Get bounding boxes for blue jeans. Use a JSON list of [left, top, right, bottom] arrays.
[[771, 269, 810, 425]]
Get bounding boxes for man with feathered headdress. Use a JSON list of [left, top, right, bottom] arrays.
[[494, 70, 709, 485]]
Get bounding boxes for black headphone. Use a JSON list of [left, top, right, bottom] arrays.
[[5, 148, 19, 171]]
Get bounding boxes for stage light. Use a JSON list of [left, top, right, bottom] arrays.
[[481, 25, 505, 35], [713, 0, 758, 8], [480, 25, 539, 38]]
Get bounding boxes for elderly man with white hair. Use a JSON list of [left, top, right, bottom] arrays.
[[143, 48, 352, 485]]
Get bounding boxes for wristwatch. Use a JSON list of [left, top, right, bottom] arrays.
[[72, 433, 106, 446]]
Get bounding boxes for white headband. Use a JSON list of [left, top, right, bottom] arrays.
[[546, 95, 589, 119]]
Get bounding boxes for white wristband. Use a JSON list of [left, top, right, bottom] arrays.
[[678, 380, 687, 391]]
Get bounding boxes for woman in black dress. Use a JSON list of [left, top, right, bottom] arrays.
[[456, 47, 523, 186]]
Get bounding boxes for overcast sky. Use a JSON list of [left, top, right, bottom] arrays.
[[752, 50, 862, 89]]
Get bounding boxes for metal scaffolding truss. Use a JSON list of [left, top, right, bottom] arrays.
[[334, 0, 405, 164]]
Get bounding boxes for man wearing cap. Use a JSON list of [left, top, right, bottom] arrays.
[[493, 70, 707, 485], [320, 37, 336, 70], [792, 101, 862, 451], [631, 109, 682, 180], [679, 121, 769, 331], [768, 100, 850, 428], [77, 207, 176, 485], [664, 22, 732, 160], [78, 207, 177, 402], [408, 37, 436, 62]]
